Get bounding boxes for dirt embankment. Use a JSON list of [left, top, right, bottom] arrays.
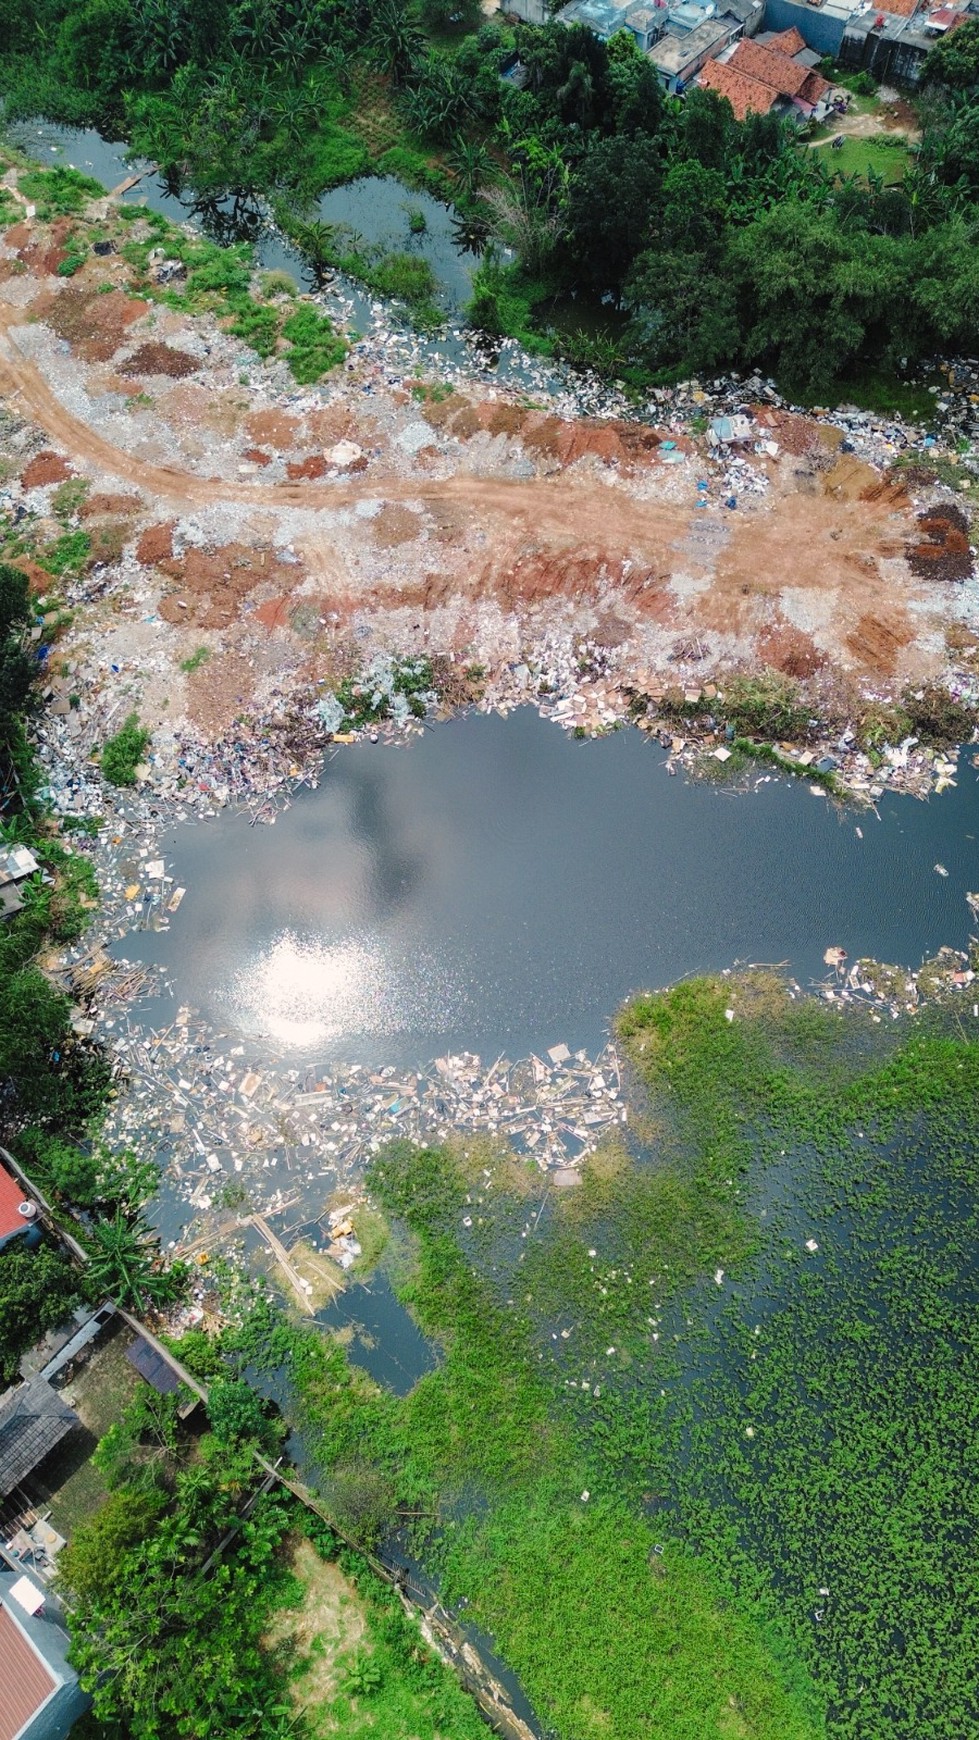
[[1, 190, 977, 761]]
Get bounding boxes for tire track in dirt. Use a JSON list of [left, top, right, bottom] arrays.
[[0, 310, 674, 556]]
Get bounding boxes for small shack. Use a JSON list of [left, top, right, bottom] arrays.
[[126, 1333, 199, 1419], [0, 1380, 80, 1502], [0, 844, 39, 921]]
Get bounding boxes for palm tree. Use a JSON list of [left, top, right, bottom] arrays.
[[292, 218, 341, 285], [367, 0, 424, 87], [86, 1209, 181, 1311], [449, 134, 493, 204]]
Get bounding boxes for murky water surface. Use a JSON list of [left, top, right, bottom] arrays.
[[124, 710, 979, 1068]]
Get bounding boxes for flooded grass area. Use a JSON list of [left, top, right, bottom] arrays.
[[227, 974, 979, 1740]]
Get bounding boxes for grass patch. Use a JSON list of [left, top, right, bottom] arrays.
[[100, 712, 150, 787], [227, 295, 281, 359], [18, 164, 103, 217], [51, 477, 90, 520], [37, 529, 91, 577], [282, 305, 348, 383], [179, 645, 211, 674], [820, 135, 910, 183]]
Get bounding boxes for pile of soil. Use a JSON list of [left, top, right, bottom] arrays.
[[34, 287, 147, 362], [21, 449, 73, 488], [907, 503, 973, 582], [157, 541, 302, 630], [120, 343, 199, 378]]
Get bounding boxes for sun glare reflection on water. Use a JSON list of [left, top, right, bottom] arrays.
[[230, 933, 390, 1047], [228, 930, 462, 1050]]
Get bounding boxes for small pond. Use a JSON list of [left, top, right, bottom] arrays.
[[4, 119, 574, 389], [123, 708, 979, 1070]]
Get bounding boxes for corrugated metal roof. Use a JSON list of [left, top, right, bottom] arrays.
[[0, 1603, 56, 1740], [126, 1336, 182, 1395]]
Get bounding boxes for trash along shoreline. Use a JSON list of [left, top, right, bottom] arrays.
[[42, 723, 979, 1284]]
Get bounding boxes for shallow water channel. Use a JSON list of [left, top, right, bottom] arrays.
[[125, 708, 978, 1069], [6, 118, 566, 387]]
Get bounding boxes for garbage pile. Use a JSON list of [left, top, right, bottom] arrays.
[[89, 952, 627, 1250]]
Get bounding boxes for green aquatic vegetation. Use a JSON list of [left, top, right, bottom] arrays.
[[235, 979, 979, 1740], [236, 1131, 820, 1740]]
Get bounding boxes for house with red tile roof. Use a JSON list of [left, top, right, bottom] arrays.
[[0, 1158, 39, 1254], [698, 58, 779, 116], [697, 25, 835, 120], [0, 1558, 89, 1740]]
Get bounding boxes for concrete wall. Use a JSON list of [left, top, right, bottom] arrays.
[[839, 24, 929, 83], [760, 0, 846, 55], [28, 1676, 92, 1740], [504, 0, 550, 20]]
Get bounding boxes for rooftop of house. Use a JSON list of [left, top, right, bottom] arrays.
[[0, 1599, 57, 1740], [0, 1162, 33, 1244], [698, 55, 780, 113], [625, 3, 659, 26], [649, 15, 739, 72], [767, 23, 808, 50], [0, 1560, 84, 1740], [723, 34, 813, 94], [0, 1378, 80, 1500]]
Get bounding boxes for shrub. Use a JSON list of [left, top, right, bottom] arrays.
[[38, 530, 91, 577], [57, 246, 87, 277], [227, 296, 280, 358], [17, 165, 102, 217], [281, 305, 347, 383], [721, 671, 810, 740], [51, 478, 90, 521], [902, 684, 978, 745], [259, 268, 297, 299], [100, 713, 150, 787]]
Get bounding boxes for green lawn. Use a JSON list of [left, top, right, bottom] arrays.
[[815, 135, 910, 183]]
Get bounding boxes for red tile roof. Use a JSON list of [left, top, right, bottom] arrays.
[[0, 1162, 29, 1243], [726, 37, 812, 96], [698, 57, 779, 118], [799, 68, 831, 103], [878, 0, 920, 15], [768, 25, 807, 53], [0, 1603, 56, 1740]]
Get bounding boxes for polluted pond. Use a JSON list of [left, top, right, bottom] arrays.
[[39, 712, 979, 1740]]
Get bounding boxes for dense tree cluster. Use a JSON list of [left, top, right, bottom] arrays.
[[4, 0, 979, 389], [0, 555, 181, 1377]]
